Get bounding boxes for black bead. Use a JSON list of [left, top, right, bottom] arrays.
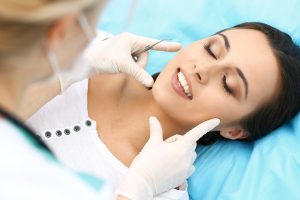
[[64, 129, 70, 135], [85, 120, 92, 127], [45, 131, 52, 138], [56, 130, 62, 137], [74, 125, 80, 132]]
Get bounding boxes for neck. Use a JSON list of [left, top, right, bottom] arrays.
[[0, 65, 30, 118], [89, 74, 191, 166]]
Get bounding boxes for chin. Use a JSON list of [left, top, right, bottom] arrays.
[[152, 71, 173, 102], [152, 87, 167, 108], [152, 84, 182, 120], [152, 73, 194, 124], [152, 82, 167, 106]]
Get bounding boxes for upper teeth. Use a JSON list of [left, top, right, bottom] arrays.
[[177, 72, 192, 97]]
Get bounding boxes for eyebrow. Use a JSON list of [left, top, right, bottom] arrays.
[[235, 67, 249, 99], [216, 33, 248, 99], [217, 33, 230, 51]]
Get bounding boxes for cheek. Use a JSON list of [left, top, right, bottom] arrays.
[[206, 95, 251, 126], [152, 81, 212, 128], [192, 87, 244, 126]]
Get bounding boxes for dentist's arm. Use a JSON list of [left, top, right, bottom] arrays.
[[116, 117, 220, 200]]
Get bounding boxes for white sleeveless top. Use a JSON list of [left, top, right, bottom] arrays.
[[27, 79, 189, 200]]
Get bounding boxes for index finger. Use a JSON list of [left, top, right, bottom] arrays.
[[183, 118, 220, 144], [150, 40, 182, 52], [133, 35, 181, 52]]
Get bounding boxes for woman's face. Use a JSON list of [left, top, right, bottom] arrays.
[[152, 28, 281, 138]]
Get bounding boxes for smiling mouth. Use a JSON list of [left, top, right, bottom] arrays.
[[177, 68, 193, 99]]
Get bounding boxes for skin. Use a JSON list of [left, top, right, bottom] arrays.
[[88, 28, 281, 166]]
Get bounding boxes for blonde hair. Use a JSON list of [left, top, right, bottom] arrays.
[[0, 0, 97, 58]]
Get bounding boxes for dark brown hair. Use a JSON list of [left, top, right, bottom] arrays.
[[153, 22, 300, 145]]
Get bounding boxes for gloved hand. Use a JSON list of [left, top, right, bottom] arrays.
[[116, 117, 220, 200], [84, 32, 181, 87]]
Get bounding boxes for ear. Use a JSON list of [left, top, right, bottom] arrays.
[[46, 13, 79, 49], [220, 126, 249, 140]]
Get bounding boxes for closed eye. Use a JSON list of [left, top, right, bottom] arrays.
[[222, 75, 233, 95], [204, 43, 217, 60]]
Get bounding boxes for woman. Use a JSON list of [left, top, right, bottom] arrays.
[[0, 0, 219, 200], [27, 22, 300, 199]]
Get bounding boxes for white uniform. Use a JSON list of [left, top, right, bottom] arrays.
[[0, 117, 112, 200], [27, 79, 189, 200]]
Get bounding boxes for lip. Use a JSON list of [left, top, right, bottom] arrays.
[[171, 67, 193, 100]]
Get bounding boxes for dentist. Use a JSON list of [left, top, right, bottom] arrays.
[[0, 0, 219, 200]]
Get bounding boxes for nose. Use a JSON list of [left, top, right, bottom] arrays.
[[193, 64, 209, 84]]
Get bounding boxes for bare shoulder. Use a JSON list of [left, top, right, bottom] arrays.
[[87, 72, 148, 122]]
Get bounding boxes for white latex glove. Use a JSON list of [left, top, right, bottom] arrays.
[[84, 32, 181, 87], [116, 117, 220, 200]]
